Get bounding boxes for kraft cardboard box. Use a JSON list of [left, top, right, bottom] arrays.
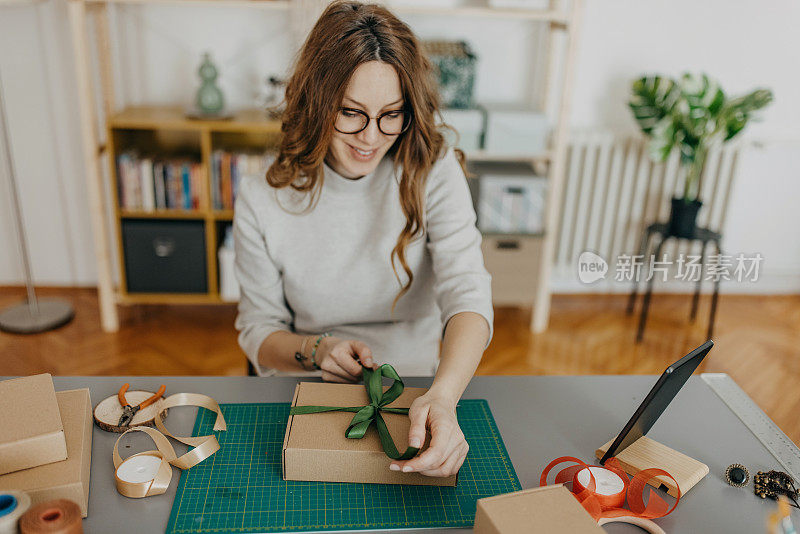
[[474, 485, 604, 534], [283, 381, 457, 486], [0, 373, 68, 475], [0, 388, 93, 517]]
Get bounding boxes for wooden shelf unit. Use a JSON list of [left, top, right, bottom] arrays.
[[106, 105, 280, 303], [76, 0, 568, 26], [69, 0, 583, 333]]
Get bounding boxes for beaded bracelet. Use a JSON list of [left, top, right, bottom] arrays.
[[310, 333, 330, 370]]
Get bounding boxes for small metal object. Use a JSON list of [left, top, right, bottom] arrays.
[[294, 351, 313, 371], [116, 383, 167, 428], [118, 405, 140, 427], [725, 464, 750, 487], [753, 470, 800, 508]]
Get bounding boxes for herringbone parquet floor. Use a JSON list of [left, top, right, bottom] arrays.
[[1, 287, 799, 443]]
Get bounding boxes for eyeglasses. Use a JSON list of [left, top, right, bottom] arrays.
[[334, 107, 412, 136]]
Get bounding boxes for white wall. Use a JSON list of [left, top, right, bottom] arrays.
[[1, 2, 95, 285], [1, 0, 798, 291], [559, 0, 800, 292]]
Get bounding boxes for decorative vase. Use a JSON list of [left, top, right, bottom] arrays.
[[668, 197, 702, 238], [195, 52, 224, 116]]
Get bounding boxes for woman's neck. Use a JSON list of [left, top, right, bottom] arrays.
[[324, 155, 366, 181]]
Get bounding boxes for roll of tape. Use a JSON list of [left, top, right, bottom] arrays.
[[18, 499, 82, 534], [0, 491, 31, 534]]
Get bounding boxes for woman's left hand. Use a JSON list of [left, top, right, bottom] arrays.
[[388, 391, 468, 477]]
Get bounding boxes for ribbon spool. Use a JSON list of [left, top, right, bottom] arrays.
[[0, 491, 31, 534], [540, 456, 681, 525], [573, 466, 627, 509], [18, 499, 82, 534], [112, 393, 226, 499], [113, 426, 177, 498]]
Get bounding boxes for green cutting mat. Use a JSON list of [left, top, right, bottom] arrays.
[[166, 400, 520, 533]]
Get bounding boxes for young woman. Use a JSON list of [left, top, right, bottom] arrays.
[[234, 0, 492, 477]]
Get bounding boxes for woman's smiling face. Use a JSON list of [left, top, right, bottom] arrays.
[[326, 61, 404, 180]]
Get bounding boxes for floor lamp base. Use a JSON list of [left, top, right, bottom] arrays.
[[0, 298, 75, 334]]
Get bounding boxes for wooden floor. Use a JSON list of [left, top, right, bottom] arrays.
[[2, 287, 799, 443]]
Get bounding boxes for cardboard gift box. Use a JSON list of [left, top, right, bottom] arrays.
[[474, 485, 604, 534], [0, 388, 93, 517], [283, 381, 457, 486], [0, 373, 68, 475]]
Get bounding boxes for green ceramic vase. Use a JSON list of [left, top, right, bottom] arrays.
[[196, 52, 224, 115]]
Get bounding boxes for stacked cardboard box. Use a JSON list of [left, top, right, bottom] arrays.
[[0, 374, 67, 474], [0, 374, 92, 517], [474, 485, 604, 534]]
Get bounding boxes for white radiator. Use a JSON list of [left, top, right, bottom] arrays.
[[552, 131, 743, 290]]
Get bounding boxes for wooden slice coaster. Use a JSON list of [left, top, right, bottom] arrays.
[[93, 390, 168, 433]]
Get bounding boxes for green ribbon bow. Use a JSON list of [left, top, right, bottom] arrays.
[[289, 364, 419, 460]]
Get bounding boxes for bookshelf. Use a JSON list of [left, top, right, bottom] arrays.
[[68, 0, 583, 333], [106, 105, 279, 304]]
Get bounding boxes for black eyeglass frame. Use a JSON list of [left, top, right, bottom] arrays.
[[333, 106, 413, 136]]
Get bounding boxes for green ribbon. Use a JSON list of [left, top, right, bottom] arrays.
[[289, 364, 419, 460]]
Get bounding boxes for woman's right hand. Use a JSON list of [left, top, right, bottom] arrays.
[[315, 336, 377, 383]]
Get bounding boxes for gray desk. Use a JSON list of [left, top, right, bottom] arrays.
[[34, 375, 798, 533]]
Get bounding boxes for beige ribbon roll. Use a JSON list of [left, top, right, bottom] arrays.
[[112, 393, 226, 499], [113, 426, 176, 498]]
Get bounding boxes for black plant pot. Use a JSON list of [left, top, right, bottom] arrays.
[[669, 197, 703, 238]]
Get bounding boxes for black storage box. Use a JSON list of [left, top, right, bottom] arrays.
[[122, 219, 208, 293]]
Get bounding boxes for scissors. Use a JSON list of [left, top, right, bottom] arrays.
[[117, 383, 167, 427]]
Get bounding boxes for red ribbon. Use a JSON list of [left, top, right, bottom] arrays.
[[539, 456, 681, 522]]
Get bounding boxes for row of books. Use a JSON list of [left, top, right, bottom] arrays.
[[211, 150, 273, 210], [116, 150, 205, 211]]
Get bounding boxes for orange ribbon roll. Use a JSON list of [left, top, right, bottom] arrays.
[[540, 456, 681, 523]]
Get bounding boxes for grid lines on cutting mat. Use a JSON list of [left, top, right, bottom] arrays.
[[166, 400, 520, 533]]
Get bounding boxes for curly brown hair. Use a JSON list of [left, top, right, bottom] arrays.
[[266, 0, 464, 311]]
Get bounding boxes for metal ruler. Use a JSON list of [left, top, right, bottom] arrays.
[[702, 373, 800, 480]]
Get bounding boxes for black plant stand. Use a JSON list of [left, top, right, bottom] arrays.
[[627, 222, 723, 343]]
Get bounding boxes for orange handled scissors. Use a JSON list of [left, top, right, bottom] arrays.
[[117, 383, 166, 427]]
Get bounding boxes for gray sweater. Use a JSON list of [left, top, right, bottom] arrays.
[[233, 147, 493, 376]]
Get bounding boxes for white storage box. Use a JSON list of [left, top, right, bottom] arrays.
[[472, 161, 546, 235], [440, 108, 485, 152], [484, 105, 549, 155], [218, 225, 239, 302]]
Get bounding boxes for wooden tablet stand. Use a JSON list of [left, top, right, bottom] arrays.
[[596, 436, 708, 497]]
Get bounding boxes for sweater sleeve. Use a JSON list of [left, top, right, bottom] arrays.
[[424, 148, 494, 348], [233, 178, 293, 373]]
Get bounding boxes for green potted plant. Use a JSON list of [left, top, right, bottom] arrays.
[[628, 73, 773, 237]]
